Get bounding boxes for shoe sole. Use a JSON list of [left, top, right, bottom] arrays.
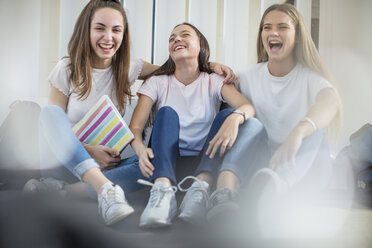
[[178, 213, 205, 225], [105, 207, 134, 226], [139, 219, 172, 228]]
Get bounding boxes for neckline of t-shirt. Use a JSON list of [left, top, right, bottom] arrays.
[[172, 72, 204, 88], [92, 66, 112, 74], [264, 62, 300, 82]]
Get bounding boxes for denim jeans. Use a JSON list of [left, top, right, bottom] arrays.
[[147, 106, 268, 185], [39, 105, 144, 197]]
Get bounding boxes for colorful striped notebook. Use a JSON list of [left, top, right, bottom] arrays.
[[73, 95, 134, 152]]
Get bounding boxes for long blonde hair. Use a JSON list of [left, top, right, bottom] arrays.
[[68, 0, 131, 112], [257, 3, 343, 141]]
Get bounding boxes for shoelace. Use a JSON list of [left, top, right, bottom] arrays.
[[106, 185, 125, 204], [177, 176, 209, 206], [137, 179, 177, 208], [209, 187, 232, 208]]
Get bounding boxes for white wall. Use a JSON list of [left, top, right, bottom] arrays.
[[319, 0, 372, 150], [0, 0, 42, 123], [2, 0, 372, 153], [59, 0, 89, 58]]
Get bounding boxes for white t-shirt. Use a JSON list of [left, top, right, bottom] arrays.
[[48, 58, 143, 126], [138, 72, 224, 156], [237, 62, 333, 152]]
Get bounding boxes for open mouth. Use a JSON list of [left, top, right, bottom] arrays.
[[99, 43, 114, 50], [174, 45, 186, 51], [268, 40, 283, 50]]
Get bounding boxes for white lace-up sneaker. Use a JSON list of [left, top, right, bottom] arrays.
[[138, 179, 178, 228], [23, 177, 67, 196], [249, 168, 288, 199], [178, 176, 210, 225], [98, 182, 134, 225]]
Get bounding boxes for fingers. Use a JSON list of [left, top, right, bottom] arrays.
[[139, 160, 154, 178], [101, 146, 120, 157], [221, 66, 237, 84], [270, 150, 296, 171], [147, 148, 154, 159], [138, 148, 155, 178]]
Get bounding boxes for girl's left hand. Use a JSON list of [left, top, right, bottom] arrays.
[[270, 132, 303, 170], [209, 62, 237, 84], [206, 115, 240, 158]]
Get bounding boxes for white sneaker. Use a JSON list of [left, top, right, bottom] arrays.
[[98, 182, 134, 225], [178, 176, 210, 225], [248, 168, 288, 208], [138, 179, 178, 228], [23, 177, 67, 196]]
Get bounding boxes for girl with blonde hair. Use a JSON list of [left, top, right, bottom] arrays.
[[238, 3, 342, 195]]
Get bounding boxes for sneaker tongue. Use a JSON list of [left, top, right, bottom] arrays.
[[192, 181, 209, 189], [155, 181, 171, 189]]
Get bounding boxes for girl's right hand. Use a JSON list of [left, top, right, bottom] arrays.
[[137, 147, 155, 178], [84, 144, 121, 170]]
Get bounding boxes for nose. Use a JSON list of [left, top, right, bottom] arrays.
[[103, 30, 113, 41], [269, 28, 279, 36], [174, 35, 182, 42]]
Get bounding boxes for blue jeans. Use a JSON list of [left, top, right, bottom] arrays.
[[148, 107, 332, 189], [147, 106, 267, 185], [39, 105, 144, 197]]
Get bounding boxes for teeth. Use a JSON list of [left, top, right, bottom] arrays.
[[269, 41, 281, 45], [100, 44, 113, 49], [174, 45, 185, 51]]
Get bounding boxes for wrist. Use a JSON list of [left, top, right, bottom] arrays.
[[231, 109, 246, 125], [294, 121, 312, 139]]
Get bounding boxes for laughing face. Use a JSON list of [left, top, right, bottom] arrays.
[[90, 7, 124, 68], [261, 10, 296, 63], [168, 24, 200, 63]]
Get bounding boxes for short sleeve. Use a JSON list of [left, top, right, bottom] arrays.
[[48, 58, 71, 96], [308, 73, 333, 103], [137, 76, 159, 103], [209, 73, 224, 102], [129, 59, 144, 85]]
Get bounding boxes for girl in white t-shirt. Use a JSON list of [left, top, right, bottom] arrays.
[[23, 0, 236, 226], [237, 4, 342, 202], [129, 23, 255, 227]]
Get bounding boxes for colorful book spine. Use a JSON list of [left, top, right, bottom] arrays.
[[73, 95, 134, 152]]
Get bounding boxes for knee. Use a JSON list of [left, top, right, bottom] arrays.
[[240, 117, 266, 136], [155, 106, 179, 123], [215, 107, 234, 121], [40, 105, 65, 124]]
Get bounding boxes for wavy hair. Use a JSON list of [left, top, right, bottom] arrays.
[[68, 0, 131, 112], [257, 3, 343, 140], [143, 22, 212, 80]]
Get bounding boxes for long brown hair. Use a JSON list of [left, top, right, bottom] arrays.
[[68, 0, 131, 112], [257, 3, 342, 140], [143, 22, 212, 80]]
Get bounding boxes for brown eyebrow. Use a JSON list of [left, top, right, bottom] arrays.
[[169, 30, 192, 38], [93, 22, 123, 28]]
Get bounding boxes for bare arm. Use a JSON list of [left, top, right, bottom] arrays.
[[129, 95, 155, 178], [206, 84, 255, 158], [138, 61, 160, 80], [48, 86, 68, 111], [209, 62, 238, 84], [270, 88, 340, 169], [138, 61, 237, 84]]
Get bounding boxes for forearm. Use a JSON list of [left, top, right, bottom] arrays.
[[291, 88, 340, 140], [130, 128, 147, 155]]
